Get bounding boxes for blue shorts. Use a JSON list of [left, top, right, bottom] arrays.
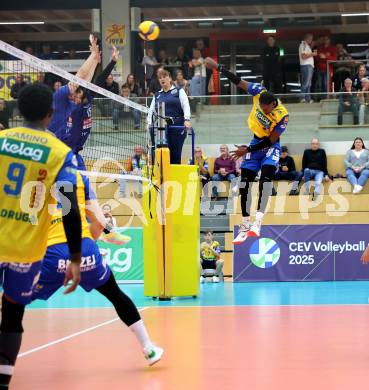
[[0, 261, 42, 305], [241, 145, 281, 173], [33, 238, 111, 301]]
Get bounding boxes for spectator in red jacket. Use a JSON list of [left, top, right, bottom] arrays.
[[315, 36, 337, 96], [211, 145, 236, 199]]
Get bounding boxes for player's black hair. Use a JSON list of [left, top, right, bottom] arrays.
[[281, 146, 289, 153], [204, 231, 213, 236], [17, 84, 53, 122], [259, 91, 278, 106], [75, 86, 87, 101]]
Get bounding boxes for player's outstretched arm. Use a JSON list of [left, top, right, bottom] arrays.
[[95, 45, 119, 88], [69, 34, 101, 93], [205, 57, 249, 91]]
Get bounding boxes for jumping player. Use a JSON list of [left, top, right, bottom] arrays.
[[48, 34, 100, 143], [61, 45, 120, 170], [0, 84, 82, 388], [205, 57, 289, 243], [32, 171, 164, 366]]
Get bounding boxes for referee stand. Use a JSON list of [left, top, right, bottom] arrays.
[[143, 107, 200, 300]]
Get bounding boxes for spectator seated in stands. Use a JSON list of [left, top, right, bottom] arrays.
[[148, 67, 163, 96], [142, 47, 159, 84], [351, 64, 367, 90], [98, 73, 120, 119], [33, 72, 46, 86], [10, 74, 27, 100], [174, 45, 190, 79], [338, 78, 359, 125], [200, 231, 224, 283], [38, 43, 55, 60], [333, 43, 352, 91], [125, 73, 142, 97], [302, 138, 330, 199], [102, 204, 117, 227], [10, 74, 27, 117], [274, 146, 302, 196], [56, 44, 66, 60], [112, 85, 141, 130], [344, 137, 369, 194], [188, 146, 210, 189], [158, 49, 171, 66], [211, 145, 236, 199], [174, 69, 190, 95], [0, 98, 10, 130], [358, 78, 369, 125], [119, 146, 147, 198], [24, 45, 34, 55]]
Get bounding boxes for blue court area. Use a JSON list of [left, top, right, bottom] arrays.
[[28, 281, 369, 310]]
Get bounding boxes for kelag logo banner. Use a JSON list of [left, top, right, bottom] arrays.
[[97, 227, 143, 282], [234, 224, 369, 282]]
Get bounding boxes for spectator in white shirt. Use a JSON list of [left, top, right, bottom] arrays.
[[189, 48, 207, 97], [299, 33, 317, 103], [142, 47, 159, 83]]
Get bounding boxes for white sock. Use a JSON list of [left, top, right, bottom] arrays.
[[242, 216, 251, 225], [255, 211, 264, 222], [129, 319, 153, 350]]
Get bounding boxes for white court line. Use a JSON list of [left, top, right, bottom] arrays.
[[18, 307, 148, 358]]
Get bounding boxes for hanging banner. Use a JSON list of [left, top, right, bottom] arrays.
[[233, 224, 369, 282], [105, 24, 126, 48]]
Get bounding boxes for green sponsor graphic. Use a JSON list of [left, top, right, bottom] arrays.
[[255, 109, 272, 127], [0, 138, 50, 163], [97, 227, 143, 281]]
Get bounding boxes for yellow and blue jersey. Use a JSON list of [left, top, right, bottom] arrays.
[[48, 171, 95, 247], [247, 83, 289, 141], [0, 126, 77, 263], [200, 241, 221, 261]]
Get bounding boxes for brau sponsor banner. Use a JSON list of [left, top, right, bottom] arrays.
[[233, 224, 369, 282], [97, 227, 143, 282]]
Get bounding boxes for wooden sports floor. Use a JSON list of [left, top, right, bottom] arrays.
[[11, 281, 369, 390]]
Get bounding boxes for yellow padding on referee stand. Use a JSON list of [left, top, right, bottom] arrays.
[[143, 148, 200, 298], [165, 164, 200, 297]]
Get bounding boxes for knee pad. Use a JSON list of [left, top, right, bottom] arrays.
[[0, 296, 25, 333]]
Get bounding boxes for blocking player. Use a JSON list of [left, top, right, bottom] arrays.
[[48, 34, 101, 142], [61, 45, 120, 170], [205, 57, 289, 243], [0, 84, 82, 388], [32, 172, 164, 366]]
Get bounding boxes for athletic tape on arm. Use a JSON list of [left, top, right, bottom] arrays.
[[0, 40, 148, 114]]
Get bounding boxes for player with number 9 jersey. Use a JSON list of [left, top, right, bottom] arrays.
[[0, 126, 78, 263]]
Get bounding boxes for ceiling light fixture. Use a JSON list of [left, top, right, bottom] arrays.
[[162, 17, 223, 22]]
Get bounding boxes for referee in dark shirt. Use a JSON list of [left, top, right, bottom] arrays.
[[302, 138, 330, 198], [261, 36, 282, 94]]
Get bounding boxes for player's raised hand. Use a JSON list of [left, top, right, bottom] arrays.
[[361, 245, 369, 264], [205, 57, 219, 71], [230, 145, 249, 161], [89, 34, 101, 62], [63, 257, 81, 294], [112, 45, 120, 62]]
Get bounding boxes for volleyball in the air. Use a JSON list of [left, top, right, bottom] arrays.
[[138, 20, 160, 41]]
